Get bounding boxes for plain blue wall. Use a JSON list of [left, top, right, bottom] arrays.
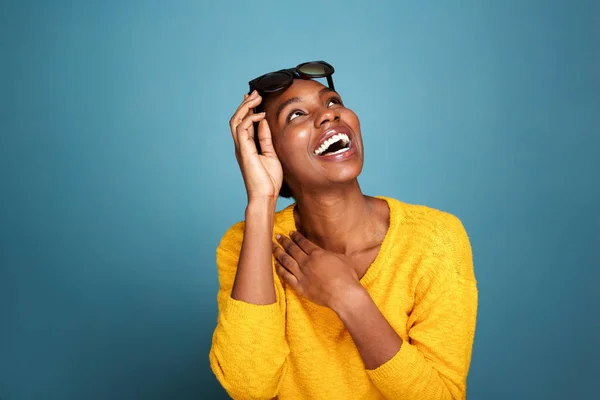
[[1, 1, 598, 399]]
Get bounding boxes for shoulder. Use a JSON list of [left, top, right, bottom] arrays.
[[383, 196, 467, 236], [409, 203, 469, 248], [382, 197, 475, 282]]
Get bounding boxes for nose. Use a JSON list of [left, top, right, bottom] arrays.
[[314, 105, 340, 128]]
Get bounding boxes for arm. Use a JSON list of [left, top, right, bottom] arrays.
[[332, 287, 403, 370], [343, 215, 478, 400], [335, 273, 477, 400], [231, 198, 279, 304], [209, 204, 289, 400], [209, 92, 289, 400]]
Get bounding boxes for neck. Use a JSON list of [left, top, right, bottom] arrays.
[[292, 181, 380, 254]]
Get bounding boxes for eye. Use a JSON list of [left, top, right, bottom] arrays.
[[326, 97, 342, 107], [287, 110, 304, 122]]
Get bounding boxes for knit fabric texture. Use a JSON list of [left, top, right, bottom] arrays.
[[209, 197, 478, 400]]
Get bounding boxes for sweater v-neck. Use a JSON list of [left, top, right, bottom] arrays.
[[277, 196, 405, 287]]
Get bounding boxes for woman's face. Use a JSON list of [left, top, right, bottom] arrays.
[[263, 79, 364, 196]]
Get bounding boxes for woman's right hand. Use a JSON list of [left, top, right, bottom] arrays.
[[229, 90, 283, 202]]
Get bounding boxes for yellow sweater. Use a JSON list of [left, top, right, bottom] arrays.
[[209, 197, 478, 400]]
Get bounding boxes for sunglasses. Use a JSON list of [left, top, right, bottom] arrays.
[[248, 60, 335, 95]]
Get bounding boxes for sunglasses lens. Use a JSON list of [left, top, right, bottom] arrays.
[[297, 62, 330, 77], [256, 71, 292, 92]]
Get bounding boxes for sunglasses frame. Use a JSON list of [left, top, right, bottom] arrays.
[[248, 60, 335, 95]]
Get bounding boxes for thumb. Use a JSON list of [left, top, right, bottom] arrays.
[[257, 118, 277, 157]]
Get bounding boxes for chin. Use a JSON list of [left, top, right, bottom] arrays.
[[327, 162, 363, 185]]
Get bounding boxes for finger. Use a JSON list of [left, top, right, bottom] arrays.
[[257, 118, 277, 157], [275, 259, 301, 291], [236, 113, 266, 157], [246, 95, 254, 115], [230, 96, 262, 149], [272, 240, 301, 277], [290, 231, 320, 255], [244, 94, 255, 118], [229, 91, 261, 132], [236, 90, 258, 115], [276, 234, 308, 262], [229, 100, 263, 151], [236, 112, 265, 137]]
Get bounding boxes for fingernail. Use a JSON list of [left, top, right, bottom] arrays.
[[289, 231, 295, 236], [275, 234, 281, 240], [251, 90, 258, 97]]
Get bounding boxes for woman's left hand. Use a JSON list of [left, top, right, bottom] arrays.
[[272, 231, 363, 311]]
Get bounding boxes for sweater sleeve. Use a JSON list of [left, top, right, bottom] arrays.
[[367, 213, 478, 400], [209, 221, 289, 400]]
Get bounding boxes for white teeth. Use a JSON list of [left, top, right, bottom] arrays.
[[330, 147, 350, 155], [314, 133, 351, 156]]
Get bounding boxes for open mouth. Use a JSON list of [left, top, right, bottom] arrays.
[[314, 133, 352, 156]]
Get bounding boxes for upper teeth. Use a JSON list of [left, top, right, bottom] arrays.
[[314, 133, 351, 156]]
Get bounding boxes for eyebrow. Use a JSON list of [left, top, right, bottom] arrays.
[[275, 87, 336, 121]]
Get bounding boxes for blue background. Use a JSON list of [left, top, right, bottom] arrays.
[[1, 1, 598, 399]]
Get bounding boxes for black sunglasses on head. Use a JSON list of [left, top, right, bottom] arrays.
[[248, 60, 335, 95]]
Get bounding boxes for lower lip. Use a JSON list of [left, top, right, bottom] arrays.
[[315, 142, 358, 162]]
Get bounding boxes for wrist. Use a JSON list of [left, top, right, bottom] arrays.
[[247, 196, 277, 213], [246, 197, 277, 219], [330, 284, 370, 320]]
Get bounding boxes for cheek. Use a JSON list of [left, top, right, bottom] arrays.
[[342, 110, 362, 142], [271, 131, 297, 168], [343, 109, 360, 128], [273, 124, 312, 159]]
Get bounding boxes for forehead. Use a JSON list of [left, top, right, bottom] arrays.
[[282, 78, 327, 97], [263, 79, 329, 109]]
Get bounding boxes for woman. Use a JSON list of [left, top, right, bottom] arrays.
[[209, 61, 478, 400]]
